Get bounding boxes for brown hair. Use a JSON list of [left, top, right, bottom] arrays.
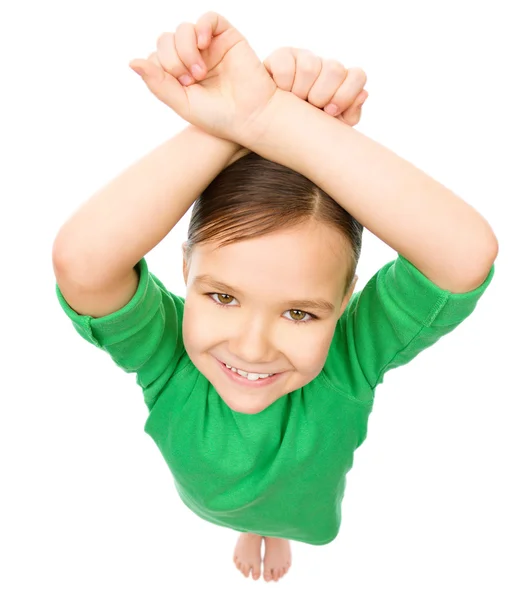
[[185, 152, 364, 301]]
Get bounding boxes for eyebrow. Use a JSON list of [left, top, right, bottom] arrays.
[[193, 274, 335, 314]]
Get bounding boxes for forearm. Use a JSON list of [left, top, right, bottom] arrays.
[[244, 91, 498, 293], [52, 125, 241, 288]]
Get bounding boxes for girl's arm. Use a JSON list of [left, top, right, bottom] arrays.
[[52, 125, 242, 290], [243, 90, 498, 293]]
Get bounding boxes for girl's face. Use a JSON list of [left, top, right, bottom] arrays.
[[182, 221, 358, 415]]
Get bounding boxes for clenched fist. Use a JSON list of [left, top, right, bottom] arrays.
[[263, 47, 368, 127], [129, 11, 279, 144]]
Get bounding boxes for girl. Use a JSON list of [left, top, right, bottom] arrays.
[[52, 12, 497, 584]]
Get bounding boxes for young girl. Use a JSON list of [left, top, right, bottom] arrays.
[[52, 12, 498, 584]]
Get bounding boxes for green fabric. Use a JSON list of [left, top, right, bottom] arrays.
[[55, 253, 495, 545]]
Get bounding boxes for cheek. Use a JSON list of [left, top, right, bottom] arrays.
[[182, 302, 217, 350], [284, 327, 334, 373]]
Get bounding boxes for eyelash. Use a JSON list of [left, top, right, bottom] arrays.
[[205, 293, 319, 325]]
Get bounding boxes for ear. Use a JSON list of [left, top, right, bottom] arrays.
[[338, 275, 359, 318]]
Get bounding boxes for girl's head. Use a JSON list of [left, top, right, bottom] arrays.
[[181, 153, 363, 414]]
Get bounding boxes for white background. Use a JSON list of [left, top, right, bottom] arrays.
[[1, 0, 524, 598]]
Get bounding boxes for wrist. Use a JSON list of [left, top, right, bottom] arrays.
[[185, 123, 242, 162], [237, 89, 297, 151]]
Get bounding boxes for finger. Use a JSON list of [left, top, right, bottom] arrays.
[[305, 57, 347, 109], [323, 67, 367, 117], [174, 22, 207, 82], [156, 31, 194, 85], [263, 47, 296, 92], [148, 51, 170, 76], [192, 11, 247, 74], [148, 51, 163, 68], [339, 89, 369, 126], [196, 20, 210, 49], [196, 10, 235, 37], [290, 49, 323, 101], [129, 51, 188, 115], [353, 89, 369, 110], [194, 10, 231, 49], [130, 51, 167, 82]]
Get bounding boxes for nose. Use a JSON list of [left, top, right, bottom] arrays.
[[228, 314, 276, 366]]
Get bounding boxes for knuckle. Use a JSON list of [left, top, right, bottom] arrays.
[[197, 10, 220, 30], [298, 54, 321, 76], [156, 31, 173, 46], [324, 59, 345, 75], [353, 67, 367, 86], [175, 21, 193, 33], [269, 47, 290, 61], [270, 57, 291, 74], [263, 48, 280, 67], [199, 10, 217, 20], [265, 48, 295, 78], [270, 66, 288, 77]]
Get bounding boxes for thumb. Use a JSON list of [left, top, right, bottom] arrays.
[[129, 59, 162, 84], [129, 59, 187, 116]]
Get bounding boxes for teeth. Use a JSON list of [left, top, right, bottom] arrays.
[[247, 373, 264, 381], [225, 364, 273, 380]]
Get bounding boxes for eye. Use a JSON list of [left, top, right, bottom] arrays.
[[283, 309, 315, 324], [206, 293, 317, 325], [208, 292, 238, 306]]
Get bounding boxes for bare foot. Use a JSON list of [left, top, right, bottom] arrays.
[[262, 536, 292, 582], [233, 533, 263, 580]]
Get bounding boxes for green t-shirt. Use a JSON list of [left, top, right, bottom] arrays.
[[55, 253, 495, 545]]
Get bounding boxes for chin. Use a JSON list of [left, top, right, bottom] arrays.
[[225, 400, 270, 415], [214, 382, 278, 413]]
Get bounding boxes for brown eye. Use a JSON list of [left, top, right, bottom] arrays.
[[217, 294, 233, 305], [208, 292, 238, 307], [290, 309, 307, 321]]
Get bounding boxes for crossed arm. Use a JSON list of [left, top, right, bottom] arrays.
[[241, 89, 498, 293]]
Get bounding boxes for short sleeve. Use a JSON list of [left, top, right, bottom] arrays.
[[55, 257, 187, 403], [326, 253, 495, 391]]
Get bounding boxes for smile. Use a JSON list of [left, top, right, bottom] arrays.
[[216, 357, 283, 388]]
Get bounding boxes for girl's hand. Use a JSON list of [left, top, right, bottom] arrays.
[[129, 12, 278, 143], [263, 47, 368, 127]]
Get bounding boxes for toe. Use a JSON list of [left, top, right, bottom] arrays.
[[264, 569, 273, 582], [234, 558, 245, 576], [272, 568, 279, 582], [251, 565, 261, 580], [241, 563, 250, 577]]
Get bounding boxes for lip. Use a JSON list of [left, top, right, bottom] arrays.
[[215, 357, 284, 388]]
